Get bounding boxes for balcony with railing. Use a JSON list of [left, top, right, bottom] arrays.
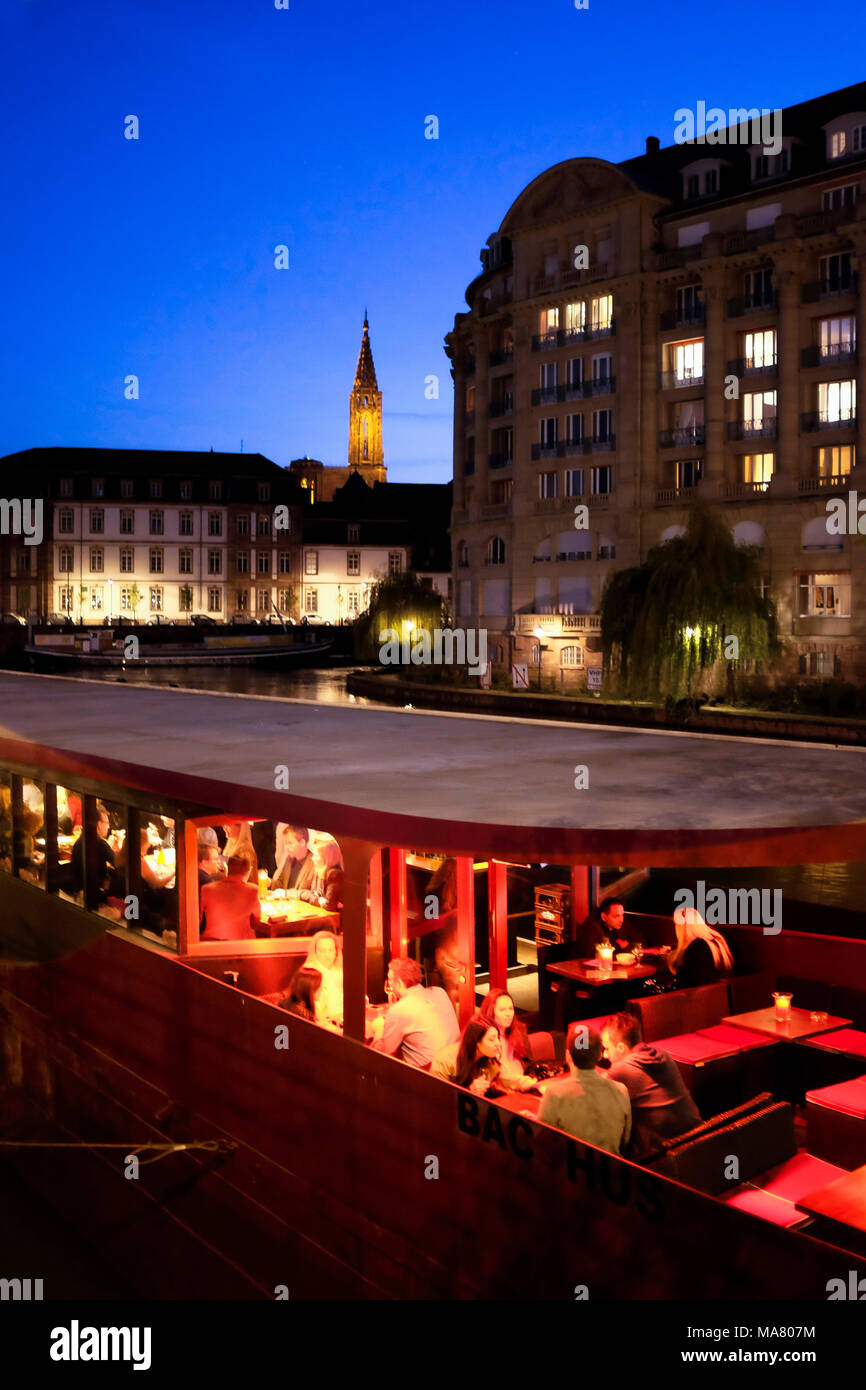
[[585, 434, 616, 453], [656, 483, 701, 505], [801, 409, 857, 431], [801, 343, 857, 368], [534, 273, 557, 294], [727, 419, 778, 441], [727, 355, 777, 377], [659, 369, 705, 389], [588, 376, 616, 396], [488, 453, 513, 471], [659, 305, 706, 331], [532, 330, 560, 352], [798, 473, 852, 493], [659, 425, 705, 448], [489, 397, 513, 417], [480, 502, 510, 519], [531, 442, 562, 460], [531, 386, 564, 406], [515, 612, 601, 634], [534, 496, 564, 513], [560, 260, 611, 287], [723, 480, 771, 499], [586, 318, 616, 341], [727, 292, 777, 317], [802, 274, 857, 303], [488, 348, 513, 367], [478, 290, 514, 316], [563, 437, 586, 457]]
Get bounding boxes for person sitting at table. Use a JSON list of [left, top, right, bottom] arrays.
[[432, 1017, 503, 1095], [297, 839, 344, 914], [270, 825, 316, 895], [198, 843, 224, 888], [371, 957, 459, 1069], [669, 906, 734, 989], [200, 854, 261, 941], [601, 1012, 700, 1160], [537, 1026, 632, 1155], [575, 897, 643, 957], [478, 989, 534, 1087], [140, 828, 175, 891], [278, 967, 323, 1023], [223, 822, 258, 883], [302, 931, 344, 1025], [68, 802, 122, 904]]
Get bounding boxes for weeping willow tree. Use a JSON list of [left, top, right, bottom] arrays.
[[353, 571, 449, 666], [601, 502, 781, 700]]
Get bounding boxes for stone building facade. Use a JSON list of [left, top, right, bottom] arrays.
[[446, 81, 866, 688]]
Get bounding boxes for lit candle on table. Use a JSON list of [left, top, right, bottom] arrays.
[[773, 992, 793, 1024]]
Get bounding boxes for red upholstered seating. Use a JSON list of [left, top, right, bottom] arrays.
[[805, 1075, 866, 1168], [806, 1028, 866, 1060], [654, 1032, 741, 1065], [808, 1076, 866, 1118], [721, 1188, 805, 1228], [698, 1023, 776, 1051]]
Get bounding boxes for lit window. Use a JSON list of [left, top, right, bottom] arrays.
[[798, 573, 850, 617], [590, 294, 613, 332], [743, 453, 774, 485], [818, 380, 856, 424], [388, 552, 402, 574], [305, 588, 318, 614], [561, 645, 585, 668], [816, 445, 854, 479], [305, 551, 318, 575], [347, 551, 360, 575], [150, 586, 163, 612]]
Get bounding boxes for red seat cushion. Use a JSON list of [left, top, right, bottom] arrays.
[[654, 1032, 740, 1064], [806, 1076, 866, 1119], [806, 1028, 866, 1059], [755, 1151, 846, 1202], [698, 1024, 777, 1051], [721, 1187, 806, 1228]]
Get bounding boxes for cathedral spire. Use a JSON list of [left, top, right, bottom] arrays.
[[348, 314, 385, 480]]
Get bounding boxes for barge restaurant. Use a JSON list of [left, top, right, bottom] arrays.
[[2, 672, 866, 1299]]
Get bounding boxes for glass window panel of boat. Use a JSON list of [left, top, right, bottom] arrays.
[[50, 785, 85, 898], [134, 813, 178, 949], [80, 797, 127, 919], [15, 779, 46, 888], [0, 771, 12, 874]]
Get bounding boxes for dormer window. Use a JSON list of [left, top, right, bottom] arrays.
[[825, 113, 866, 161], [750, 140, 794, 182], [681, 159, 723, 201], [823, 183, 858, 212]]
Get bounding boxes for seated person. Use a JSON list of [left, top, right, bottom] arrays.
[[575, 897, 644, 957], [222, 822, 258, 883], [68, 803, 122, 904], [371, 957, 460, 1069], [601, 1012, 700, 1160], [669, 906, 733, 989], [478, 988, 537, 1091], [537, 1026, 632, 1155], [198, 843, 224, 888], [270, 825, 316, 894], [251, 820, 277, 879], [301, 931, 344, 1025], [13, 807, 45, 884], [296, 839, 344, 914], [200, 855, 261, 941], [432, 1016, 504, 1095], [278, 966, 323, 1022]]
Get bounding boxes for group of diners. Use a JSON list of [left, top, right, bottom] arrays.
[[54, 799, 176, 934], [577, 897, 735, 990], [360, 959, 702, 1162], [197, 822, 344, 941]]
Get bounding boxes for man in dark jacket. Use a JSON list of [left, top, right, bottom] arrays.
[[601, 1011, 700, 1159], [576, 897, 645, 957]]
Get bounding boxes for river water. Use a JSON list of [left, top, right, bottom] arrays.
[[59, 663, 866, 919]]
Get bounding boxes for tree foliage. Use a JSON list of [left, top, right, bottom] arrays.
[[601, 502, 781, 698], [353, 571, 449, 661]]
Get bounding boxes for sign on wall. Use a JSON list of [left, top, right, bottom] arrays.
[[512, 663, 529, 689]]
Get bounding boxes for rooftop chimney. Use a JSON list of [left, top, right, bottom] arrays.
[[646, 135, 660, 154]]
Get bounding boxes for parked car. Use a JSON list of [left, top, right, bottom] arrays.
[[191, 614, 218, 626], [0, 613, 25, 625]]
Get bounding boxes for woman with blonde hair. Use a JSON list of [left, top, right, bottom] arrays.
[[298, 838, 344, 914], [670, 906, 734, 988], [302, 930, 344, 1025]]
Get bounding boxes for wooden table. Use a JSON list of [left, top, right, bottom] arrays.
[[547, 958, 656, 986], [489, 1071, 567, 1117], [722, 1007, 852, 1041], [259, 895, 334, 936]]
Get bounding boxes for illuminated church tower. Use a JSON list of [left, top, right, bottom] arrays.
[[348, 314, 386, 484]]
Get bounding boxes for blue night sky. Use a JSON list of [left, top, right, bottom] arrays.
[[1, 0, 863, 482]]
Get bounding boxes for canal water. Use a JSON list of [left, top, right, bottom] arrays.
[[60, 663, 866, 920]]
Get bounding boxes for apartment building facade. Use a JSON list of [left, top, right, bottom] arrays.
[[446, 82, 866, 686], [0, 448, 303, 622]]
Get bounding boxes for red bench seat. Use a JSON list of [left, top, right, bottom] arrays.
[[721, 1152, 846, 1228], [805, 1075, 866, 1168]]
